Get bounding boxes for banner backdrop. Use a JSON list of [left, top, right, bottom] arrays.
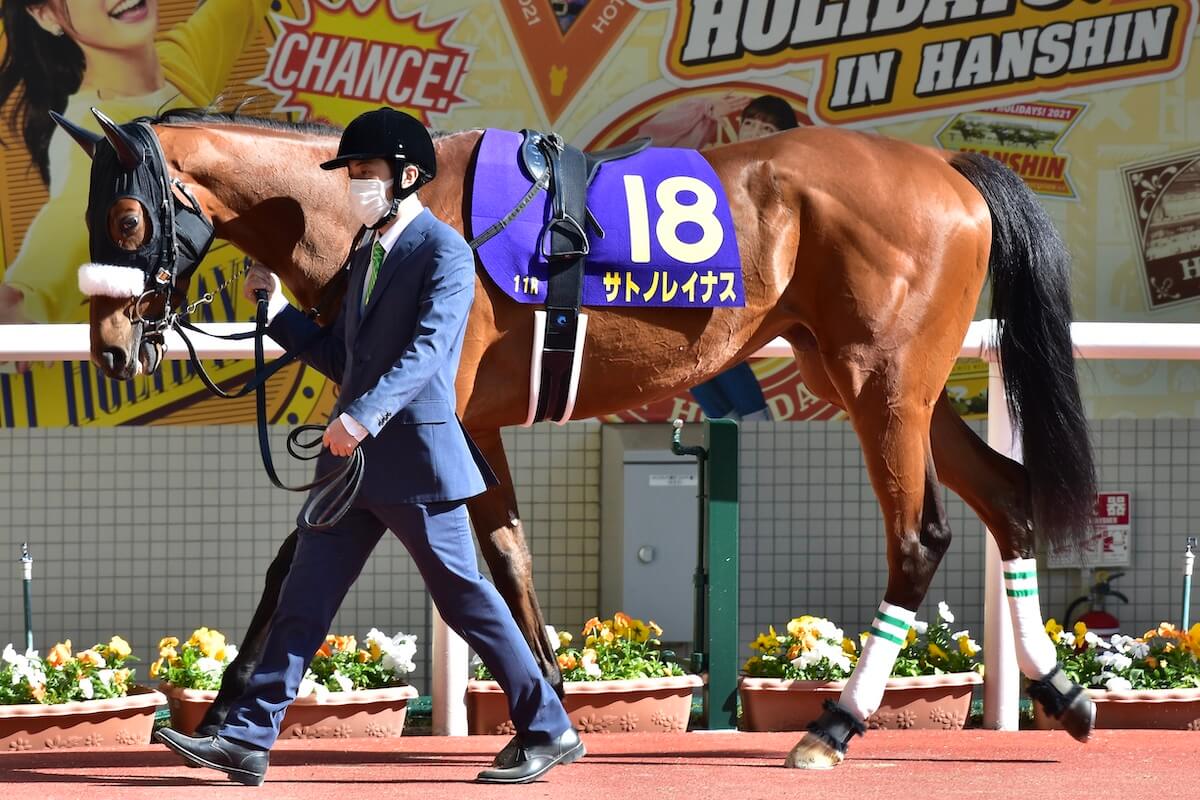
[[0, 0, 1195, 426]]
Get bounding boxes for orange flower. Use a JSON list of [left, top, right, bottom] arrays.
[[149, 659, 162, 679], [47, 640, 72, 668], [1147, 656, 1160, 669], [786, 644, 801, 661], [648, 620, 663, 638], [114, 669, 131, 686], [77, 649, 106, 668], [315, 638, 334, 658], [357, 650, 370, 663], [613, 612, 632, 630], [582, 617, 602, 636], [30, 683, 46, 702], [557, 653, 578, 670]]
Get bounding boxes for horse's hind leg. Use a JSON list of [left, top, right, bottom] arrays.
[[194, 528, 299, 736], [785, 353, 952, 769], [465, 428, 563, 697], [930, 394, 1095, 741]]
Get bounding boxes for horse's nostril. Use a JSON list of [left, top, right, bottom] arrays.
[[101, 347, 126, 373]]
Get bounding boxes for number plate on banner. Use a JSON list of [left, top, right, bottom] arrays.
[[469, 129, 745, 308]]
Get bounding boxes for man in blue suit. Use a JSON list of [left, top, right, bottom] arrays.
[[155, 108, 582, 785]]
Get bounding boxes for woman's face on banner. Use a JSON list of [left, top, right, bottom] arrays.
[[738, 116, 781, 142], [29, 0, 159, 51]]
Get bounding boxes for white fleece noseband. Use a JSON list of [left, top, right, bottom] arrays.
[[78, 264, 146, 298]]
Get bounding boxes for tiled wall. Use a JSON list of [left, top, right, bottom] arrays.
[[0, 417, 1194, 694], [0, 423, 601, 694], [737, 418, 1200, 653]]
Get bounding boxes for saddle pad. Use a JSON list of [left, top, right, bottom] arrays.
[[470, 129, 744, 308]]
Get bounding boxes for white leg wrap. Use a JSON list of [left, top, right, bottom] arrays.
[[1004, 558, 1058, 679], [840, 602, 915, 721]]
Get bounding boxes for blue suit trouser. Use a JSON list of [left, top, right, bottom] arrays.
[[218, 501, 571, 750]]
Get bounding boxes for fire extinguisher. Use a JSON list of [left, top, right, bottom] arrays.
[[1064, 570, 1128, 637]]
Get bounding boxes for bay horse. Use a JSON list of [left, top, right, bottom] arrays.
[[63, 108, 1096, 766]]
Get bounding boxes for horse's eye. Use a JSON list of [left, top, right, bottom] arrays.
[[120, 215, 140, 235]]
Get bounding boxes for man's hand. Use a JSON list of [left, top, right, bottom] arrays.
[[323, 417, 361, 457], [243, 262, 289, 321]]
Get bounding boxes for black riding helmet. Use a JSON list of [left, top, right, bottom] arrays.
[[320, 108, 436, 225]]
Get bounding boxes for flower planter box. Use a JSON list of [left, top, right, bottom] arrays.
[[1033, 687, 1200, 730], [467, 674, 704, 735], [160, 682, 418, 739], [739, 672, 982, 732], [0, 685, 165, 751]]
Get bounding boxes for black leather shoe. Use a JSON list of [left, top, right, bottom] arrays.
[[477, 727, 584, 783], [154, 728, 269, 786]]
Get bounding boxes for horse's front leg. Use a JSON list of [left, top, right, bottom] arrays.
[[193, 529, 299, 736], [466, 427, 564, 697]]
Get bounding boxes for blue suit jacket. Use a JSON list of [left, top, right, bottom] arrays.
[[268, 208, 497, 505]]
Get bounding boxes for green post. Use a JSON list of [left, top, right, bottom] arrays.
[[703, 419, 739, 730], [1183, 537, 1195, 631], [20, 543, 33, 654]]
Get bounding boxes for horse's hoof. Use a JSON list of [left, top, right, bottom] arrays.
[[783, 732, 844, 770], [1027, 665, 1095, 744], [1060, 692, 1096, 743]]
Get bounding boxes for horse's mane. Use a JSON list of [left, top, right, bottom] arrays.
[[141, 108, 465, 141]]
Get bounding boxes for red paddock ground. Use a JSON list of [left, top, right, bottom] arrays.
[[0, 730, 1183, 800]]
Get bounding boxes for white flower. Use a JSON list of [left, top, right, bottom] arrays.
[[912, 620, 929, 635], [79, 677, 94, 700], [1128, 640, 1150, 659], [1061, 633, 1076, 647], [97, 669, 114, 688], [1105, 676, 1133, 692], [298, 669, 327, 699], [1097, 652, 1132, 672], [194, 657, 223, 676], [224, 644, 238, 663], [1083, 631, 1100, 647], [2, 644, 21, 666], [937, 602, 955, 624], [331, 672, 353, 693]]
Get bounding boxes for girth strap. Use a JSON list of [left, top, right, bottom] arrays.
[[534, 135, 589, 424]]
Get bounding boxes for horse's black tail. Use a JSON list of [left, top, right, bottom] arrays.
[[949, 152, 1096, 551]]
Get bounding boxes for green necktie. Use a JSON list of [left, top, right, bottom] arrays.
[[363, 240, 385, 307]]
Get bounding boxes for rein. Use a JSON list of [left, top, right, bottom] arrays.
[[170, 290, 364, 530]]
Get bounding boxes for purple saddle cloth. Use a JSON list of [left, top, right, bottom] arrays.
[[469, 129, 744, 308]]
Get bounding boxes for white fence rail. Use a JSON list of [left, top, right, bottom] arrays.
[[6, 320, 1196, 731]]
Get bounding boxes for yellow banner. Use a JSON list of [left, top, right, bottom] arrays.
[[0, 0, 1196, 425]]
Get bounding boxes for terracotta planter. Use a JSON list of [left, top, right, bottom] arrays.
[[1033, 686, 1200, 730], [739, 672, 983, 731], [0, 685, 165, 751], [160, 682, 418, 739], [467, 674, 704, 735]]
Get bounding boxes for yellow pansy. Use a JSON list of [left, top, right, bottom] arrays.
[[160, 646, 178, 663], [114, 669, 131, 686], [1044, 619, 1063, 640], [106, 636, 132, 660], [787, 616, 815, 638], [928, 643, 948, 661], [158, 636, 180, 651], [1073, 621, 1088, 640], [743, 656, 763, 672], [369, 640, 382, 661], [958, 637, 979, 657], [842, 638, 857, 655], [558, 631, 573, 648], [906, 628, 918, 645], [629, 620, 650, 643], [149, 659, 162, 679]]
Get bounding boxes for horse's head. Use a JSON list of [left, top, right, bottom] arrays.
[[53, 109, 215, 380]]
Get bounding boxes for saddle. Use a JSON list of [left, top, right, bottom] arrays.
[[515, 129, 650, 424]]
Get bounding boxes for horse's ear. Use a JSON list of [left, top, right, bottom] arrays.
[[49, 110, 103, 159], [90, 107, 143, 170]]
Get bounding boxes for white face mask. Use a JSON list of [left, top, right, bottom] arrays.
[[348, 178, 392, 227]]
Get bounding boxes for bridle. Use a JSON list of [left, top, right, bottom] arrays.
[[66, 108, 363, 530]]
